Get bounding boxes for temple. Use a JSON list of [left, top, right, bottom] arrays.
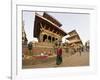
[[22, 12, 84, 57], [34, 12, 67, 43], [22, 12, 86, 66], [32, 12, 68, 56], [66, 30, 83, 51]]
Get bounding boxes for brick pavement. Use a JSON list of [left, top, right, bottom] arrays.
[[22, 51, 89, 69]]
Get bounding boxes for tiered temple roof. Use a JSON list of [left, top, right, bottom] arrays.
[[43, 12, 62, 27], [66, 30, 83, 46], [33, 13, 67, 39]]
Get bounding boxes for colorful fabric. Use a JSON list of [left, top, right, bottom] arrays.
[[56, 48, 62, 65], [56, 56, 62, 65], [57, 48, 62, 56]]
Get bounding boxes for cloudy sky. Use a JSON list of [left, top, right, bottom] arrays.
[[23, 11, 90, 44]]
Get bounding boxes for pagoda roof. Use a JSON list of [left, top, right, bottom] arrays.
[[66, 34, 80, 40], [34, 13, 67, 38], [67, 29, 77, 35], [68, 40, 82, 44], [43, 12, 62, 27], [66, 29, 83, 45]]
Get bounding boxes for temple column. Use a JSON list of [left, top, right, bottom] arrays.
[[51, 36, 53, 43], [39, 34, 43, 42], [46, 35, 48, 42]]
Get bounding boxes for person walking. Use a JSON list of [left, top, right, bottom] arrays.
[[79, 46, 81, 56], [56, 44, 63, 65]]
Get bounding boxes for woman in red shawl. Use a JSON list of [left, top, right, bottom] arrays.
[[56, 44, 62, 65]]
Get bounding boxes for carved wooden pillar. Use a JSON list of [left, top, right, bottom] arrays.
[[39, 34, 43, 42]]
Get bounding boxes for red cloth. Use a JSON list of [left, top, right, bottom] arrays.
[[57, 48, 62, 56]]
